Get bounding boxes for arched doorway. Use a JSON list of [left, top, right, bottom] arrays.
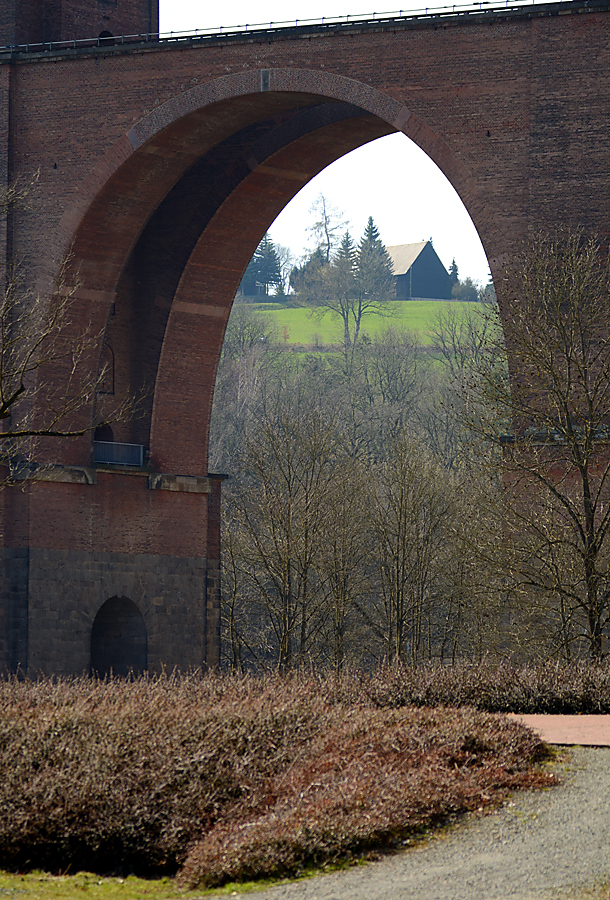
[[90, 597, 148, 677]]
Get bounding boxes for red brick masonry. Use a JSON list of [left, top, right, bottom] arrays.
[[2, 0, 610, 675]]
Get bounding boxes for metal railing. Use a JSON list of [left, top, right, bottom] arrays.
[[154, 0, 590, 40], [93, 441, 144, 467], [0, 0, 592, 56]]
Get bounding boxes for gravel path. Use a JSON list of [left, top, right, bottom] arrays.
[[208, 747, 610, 900]]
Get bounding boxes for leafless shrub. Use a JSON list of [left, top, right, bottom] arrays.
[[359, 659, 610, 713], [179, 703, 548, 890], [0, 670, 555, 885]]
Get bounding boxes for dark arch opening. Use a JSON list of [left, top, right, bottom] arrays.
[[90, 596, 147, 677], [94, 423, 114, 442]]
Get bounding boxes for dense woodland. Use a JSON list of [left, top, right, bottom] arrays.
[[210, 223, 610, 669], [210, 299, 499, 671]]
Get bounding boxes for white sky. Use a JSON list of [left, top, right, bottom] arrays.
[[159, 1, 503, 283]]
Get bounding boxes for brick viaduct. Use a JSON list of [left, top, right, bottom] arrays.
[[0, 0, 608, 675]]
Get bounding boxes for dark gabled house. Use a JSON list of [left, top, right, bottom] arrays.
[[387, 241, 451, 300]]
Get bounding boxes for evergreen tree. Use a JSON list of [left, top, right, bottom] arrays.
[[449, 259, 459, 286], [253, 234, 282, 295], [356, 217, 394, 309], [240, 234, 282, 296], [334, 230, 357, 297]]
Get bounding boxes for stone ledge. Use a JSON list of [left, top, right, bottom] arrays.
[[7, 464, 227, 493], [15, 464, 97, 485], [148, 473, 211, 494]]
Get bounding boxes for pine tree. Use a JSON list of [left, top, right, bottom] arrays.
[[331, 231, 357, 350], [356, 218, 394, 304], [240, 234, 282, 296], [334, 231, 357, 295], [253, 234, 282, 295], [449, 259, 459, 286]]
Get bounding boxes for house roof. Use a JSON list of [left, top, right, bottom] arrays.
[[386, 242, 429, 276]]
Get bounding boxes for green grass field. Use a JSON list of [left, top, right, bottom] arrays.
[[253, 300, 479, 346], [0, 870, 267, 898]]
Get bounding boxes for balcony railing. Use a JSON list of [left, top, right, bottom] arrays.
[[93, 441, 144, 467]]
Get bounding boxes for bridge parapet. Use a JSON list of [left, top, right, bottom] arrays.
[[0, 0, 605, 60]]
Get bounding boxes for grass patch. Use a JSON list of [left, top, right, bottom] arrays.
[[0, 670, 557, 891], [0, 870, 191, 899], [0, 869, 286, 898], [253, 300, 478, 346]]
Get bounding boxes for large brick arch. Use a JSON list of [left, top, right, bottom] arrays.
[[6, 3, 609, 676], [58, 67, 478, 279], [55, 68, 483, 474]]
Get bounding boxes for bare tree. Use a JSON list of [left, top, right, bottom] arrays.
[[274, 244, 295, 297], [0, 267, 134, 482], [435, 474, 507, 662], [423, 298, 498, 470], [317, 452, 373, 671], [310, 230, 358, 353], [208, 303, 281, 472], [223, 407, 343, 671], [306, 194, 348, 263], [364, 433, 454, 664], [465, 230, 610, 659], [0, 171, 142, 483], [303, 221, 396, 369], [429, 300, 493, 385]]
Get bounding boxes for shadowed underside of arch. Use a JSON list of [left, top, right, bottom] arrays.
[[51, 70, 479, 475]]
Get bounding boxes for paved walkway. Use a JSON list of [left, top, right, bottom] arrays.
[[509, 714, 610, 747]]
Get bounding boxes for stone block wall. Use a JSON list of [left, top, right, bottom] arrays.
[[0, 543, 213, 676], [0, 465, 220, 676], [24, 546, 206, 675]]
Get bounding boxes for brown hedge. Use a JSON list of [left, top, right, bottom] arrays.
[[178, 704, 551, 889], [0, 670, 556, 887], [356, 660, 610, 713]]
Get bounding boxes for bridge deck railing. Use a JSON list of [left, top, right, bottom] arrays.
[[0, 0, 595, 58]]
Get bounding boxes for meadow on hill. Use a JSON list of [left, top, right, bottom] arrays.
[[251, 299, 478, 347]]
